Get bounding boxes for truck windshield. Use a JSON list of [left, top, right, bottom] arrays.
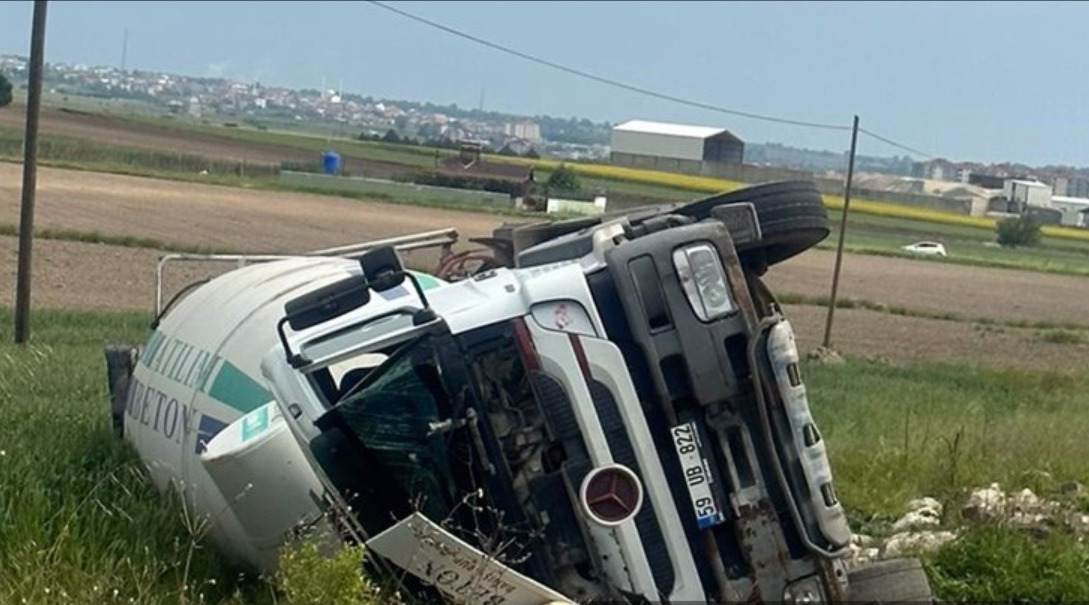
[[331, 335, 455, 520]]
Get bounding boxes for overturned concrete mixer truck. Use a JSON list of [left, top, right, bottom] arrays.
[[105, 181, 933, 605]]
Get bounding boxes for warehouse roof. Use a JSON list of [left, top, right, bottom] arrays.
[[613, 119, 729, 140], [1053, 196, 1089, 207]]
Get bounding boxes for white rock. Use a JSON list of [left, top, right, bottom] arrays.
[[844, 547, 881, 570], [892, 510, 941, 533], [1055, 512, 1089, 537], [1009, 488, 1040, 512], [1008, 511, 1051, 527], [845, 542, 861, 559], [882, 531, 957, 558], [906, 497, 943, 516], [807, 346, 845, 366], [892, 497, 943, 532], [962, 483, 1007, 521], [850, 533, 876, 548]]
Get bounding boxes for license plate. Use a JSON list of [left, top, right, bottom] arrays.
[[671, 421, 725, 529]]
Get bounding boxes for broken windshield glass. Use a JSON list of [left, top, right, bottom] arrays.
[[333, 336, 455, 521]]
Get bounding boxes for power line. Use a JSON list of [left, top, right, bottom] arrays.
[[364, 0, 851, 132], [859, 127, 935, 160], [366, 1, 943, 160]]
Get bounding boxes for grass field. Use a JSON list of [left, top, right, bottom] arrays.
[[0, 309, 382, 605], [0, 309, 258, 605], [0, 308, 1085, 603], [104, 113, 450, 171], [822, 207, 1089, 276], [0, 127, 278, 178], [810, 359, 1089, 602], [809, 361, 1089, 517]]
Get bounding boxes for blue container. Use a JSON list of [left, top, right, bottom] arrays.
[[322, 151, 342, 175]]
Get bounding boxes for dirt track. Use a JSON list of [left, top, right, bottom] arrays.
[[0, 163, 1086, 370], [763, 251, 1089, 326], [0, 107, 305, 165], [0, 162, 501, 253], [0, 106, 412, 179]]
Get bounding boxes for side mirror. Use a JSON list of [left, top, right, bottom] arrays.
[[360, 246, 405, 292], [284, 274, 371, 331], [360, 246, 436, 325]]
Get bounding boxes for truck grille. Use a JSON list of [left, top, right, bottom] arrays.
[[589, 379, 675, 595]]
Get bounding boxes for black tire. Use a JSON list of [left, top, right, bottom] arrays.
[[672, 180, 830, 266], [847, 558, 934, 604]]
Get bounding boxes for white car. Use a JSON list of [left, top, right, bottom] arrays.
[[901, 241, 947, 257]]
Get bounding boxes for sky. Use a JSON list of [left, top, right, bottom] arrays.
[[1, 1, 1086, 167]]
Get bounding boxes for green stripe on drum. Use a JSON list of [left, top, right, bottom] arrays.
[[207, 362, 273, 414], [410, 272, 444, 291]]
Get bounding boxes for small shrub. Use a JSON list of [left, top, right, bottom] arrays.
[[276, 539, 379, 605], [996, 214, 1042, 248], [546, 163, 581, 192], [1037, 329, 1088, 345], [0, 73, 12, 108], [408, 170, 522, 196]]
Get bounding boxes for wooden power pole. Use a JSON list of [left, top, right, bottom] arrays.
[[822, 114, 860, 349], [15, 0, 49, 344]]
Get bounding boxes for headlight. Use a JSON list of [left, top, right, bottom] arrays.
[[673, 243, 735, 322]]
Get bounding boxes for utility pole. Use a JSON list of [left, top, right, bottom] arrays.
[[822, 114, 859, 349], [15, 0, 49, 345], [121, 28, 129, 71]]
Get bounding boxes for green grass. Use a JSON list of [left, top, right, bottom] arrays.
[[925, 524, 1089, 602], [822, 208, 1089, 277], [0, 126, 278, 178], [805, 360, 1089, 519], [109, 113, 448, 170], [0, 308, 266, 604], [1037, 328, 1089, 345], [0, 308, 382, 605], [806, 359, 1089, 601]]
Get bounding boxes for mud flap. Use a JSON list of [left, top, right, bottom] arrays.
[[847, 558, 934, 604], [104, 344, 139, 437], [366, 512, 576, 605]]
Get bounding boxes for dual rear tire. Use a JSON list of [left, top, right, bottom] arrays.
[[503, 180, 831, 271]]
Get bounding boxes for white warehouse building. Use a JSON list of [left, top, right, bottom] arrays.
[[1003, 179, 1052, 209], [610, 119, 744, 174], [1051, 196, 1089, 227]]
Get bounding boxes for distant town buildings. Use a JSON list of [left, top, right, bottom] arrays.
[[504, 120, 541, 143], [912, 157, 1089, 199], [911, 157, 1089, 225], [0, 54, 607, 161]]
